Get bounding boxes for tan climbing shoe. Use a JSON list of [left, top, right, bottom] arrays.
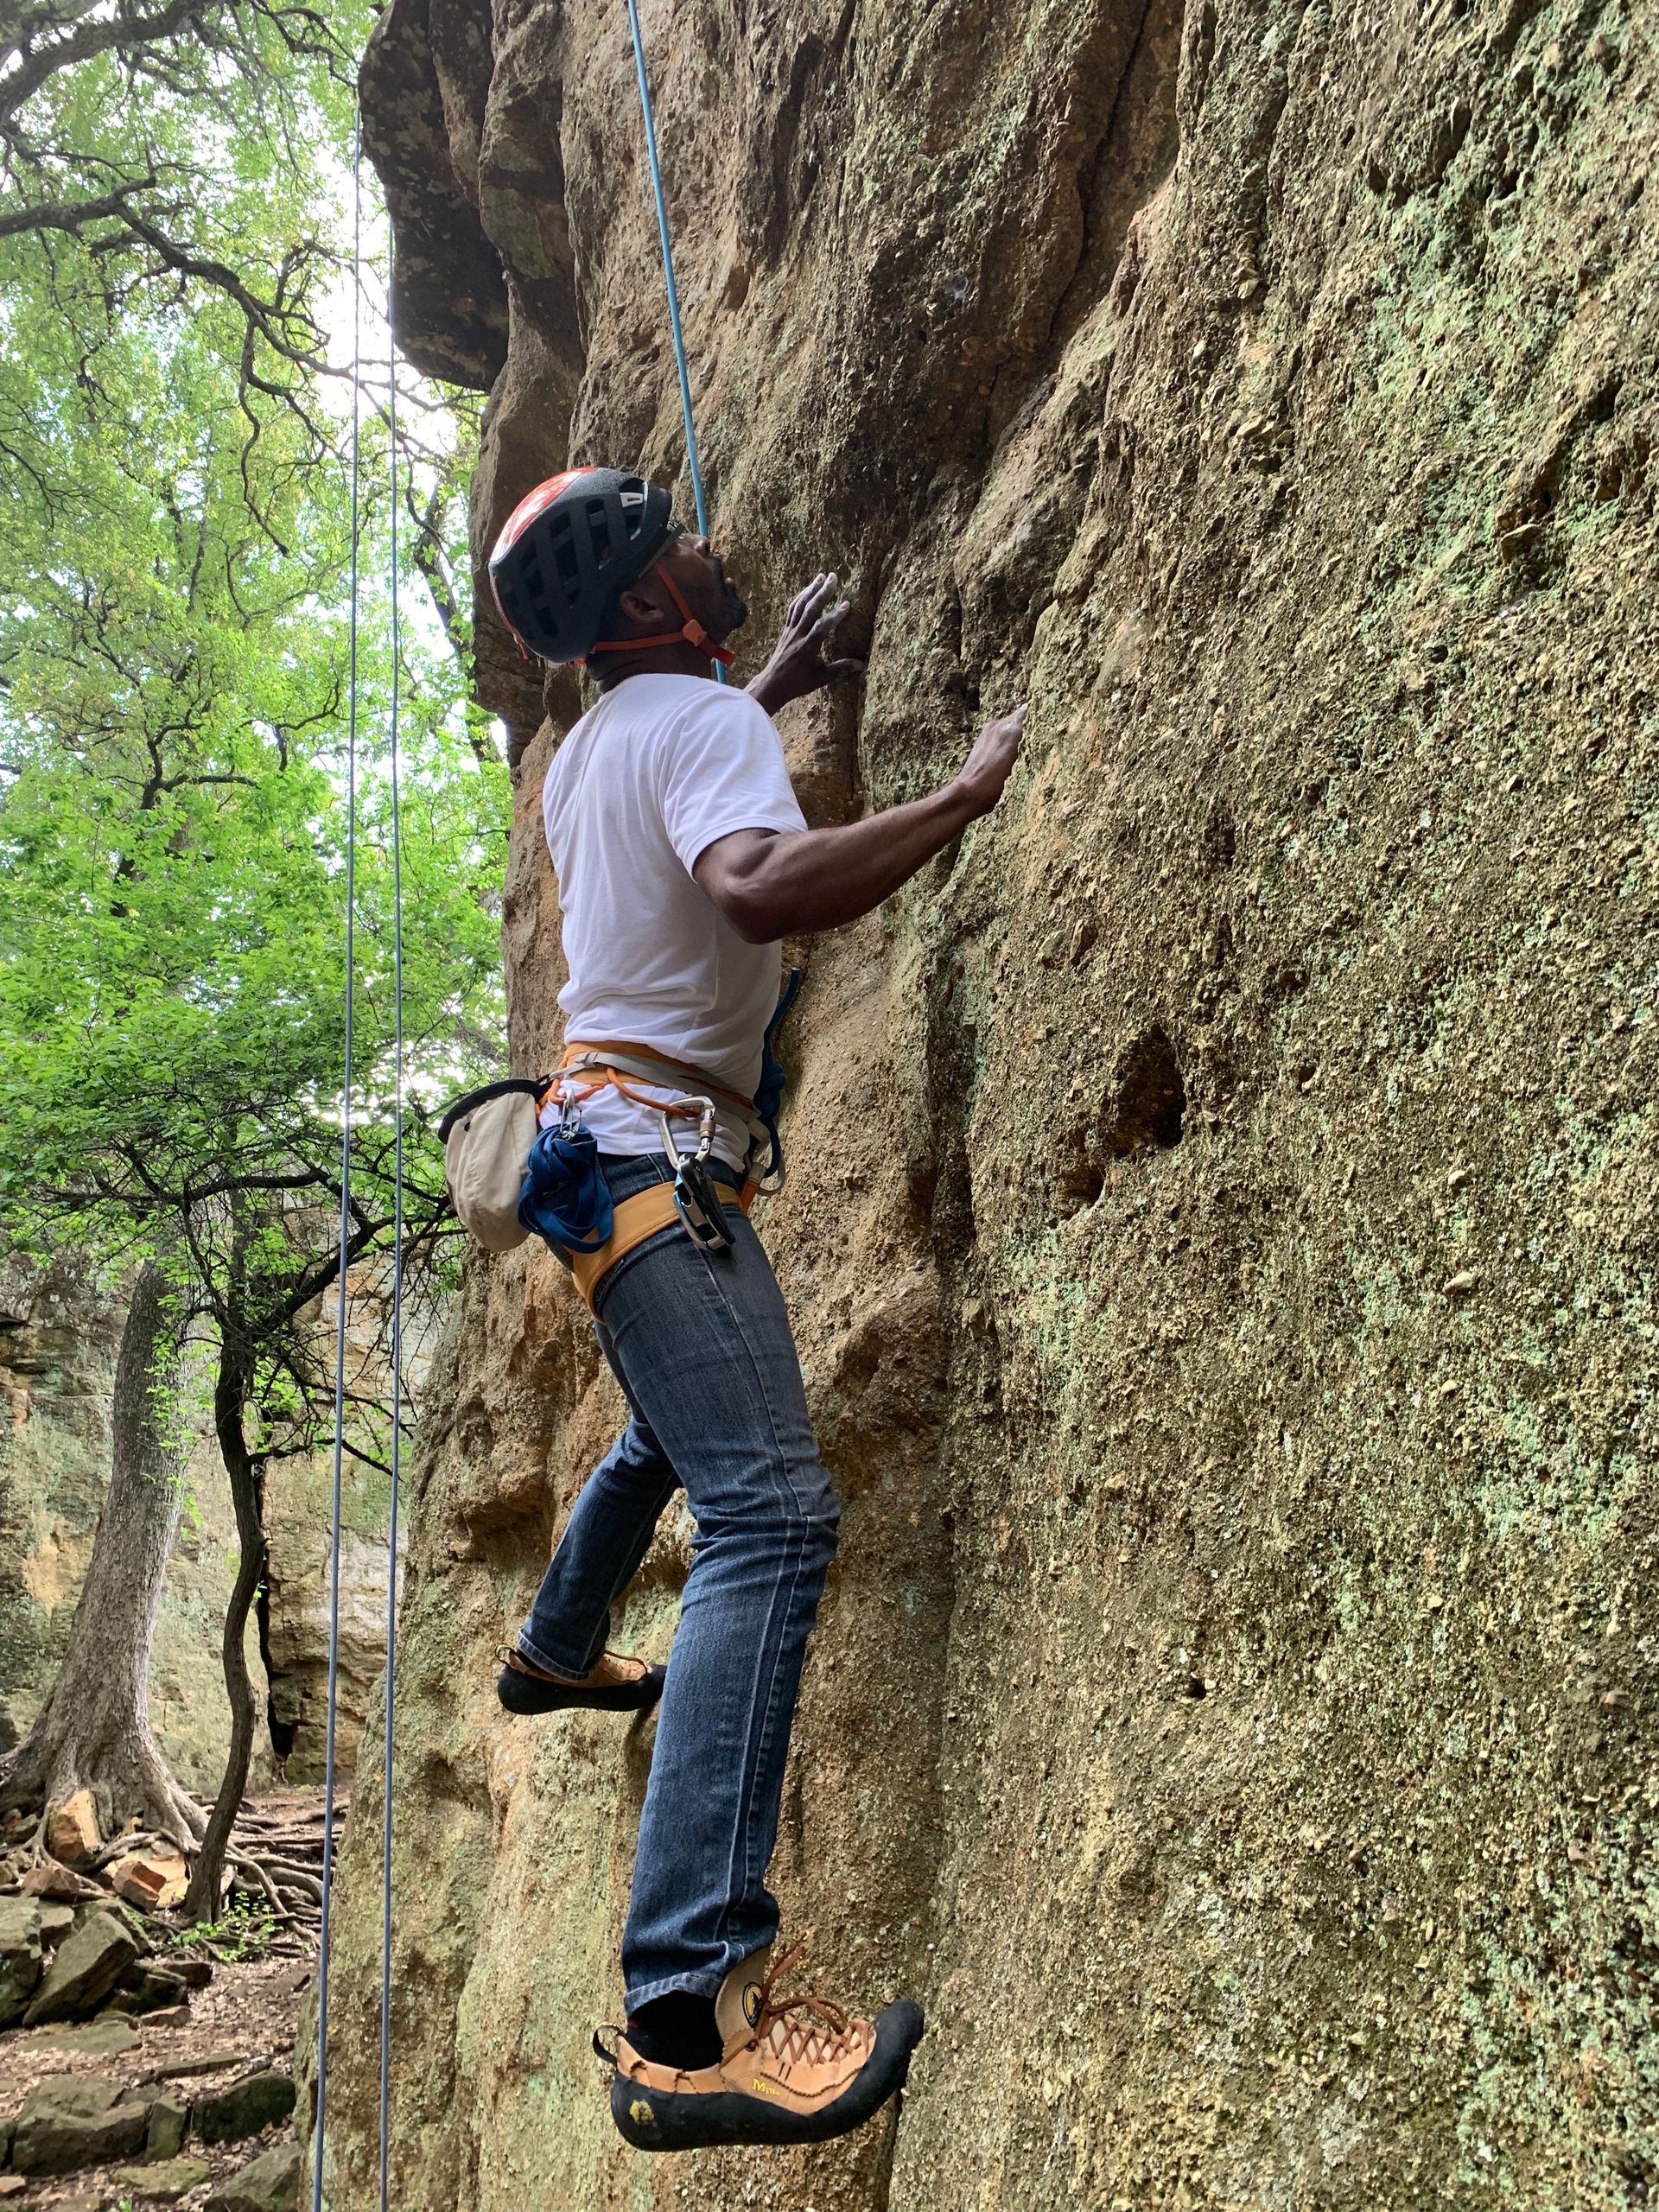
[[496, 1647, 665, 1715], [601, 1942, 924, 2150]]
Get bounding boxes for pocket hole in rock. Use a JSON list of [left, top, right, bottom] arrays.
[[1101, 1027, 1185, 1156]]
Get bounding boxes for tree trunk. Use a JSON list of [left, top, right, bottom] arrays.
[[181, 1322, 263, 1922], [0, 1262, 203, 1847]]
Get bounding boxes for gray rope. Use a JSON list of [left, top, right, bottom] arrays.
[[311, 102, 364, 2212]]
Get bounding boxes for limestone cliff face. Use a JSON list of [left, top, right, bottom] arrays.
[[333, 3, 1659, 2205]]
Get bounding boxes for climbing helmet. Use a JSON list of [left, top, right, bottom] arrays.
[[487, 467, 674, 664]]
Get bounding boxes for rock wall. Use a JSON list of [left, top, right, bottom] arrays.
[[331, 2, 1659, 2206]]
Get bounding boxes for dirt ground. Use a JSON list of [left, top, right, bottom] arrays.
[[1, 1793, 329, 2211], [1, 1942, 310, 2209]]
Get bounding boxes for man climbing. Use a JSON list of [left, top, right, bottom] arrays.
[[485, 467, 1026, 2152]]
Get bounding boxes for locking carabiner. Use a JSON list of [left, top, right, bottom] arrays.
[[659, 1100, 736, 1253]]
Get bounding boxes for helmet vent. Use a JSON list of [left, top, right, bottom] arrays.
[[584, 496, 614, 559]]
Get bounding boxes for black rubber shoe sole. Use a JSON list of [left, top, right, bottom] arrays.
[[497, 1661, 666, 1716], [609, 1999, 925, 2152]]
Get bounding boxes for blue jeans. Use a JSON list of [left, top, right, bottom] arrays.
[[516, 1153, 842, 2012]]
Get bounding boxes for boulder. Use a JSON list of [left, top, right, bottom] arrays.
[[10, 2075, 154, 2175], [29, 2012, 142, 2055], [36, 1900, 75, 1942], [145, 2093, 189, 2159], [115, 2153, 213, 2200], [108, 1849, 188, 1910], [19, 1861, 99, 1902], [21, 1908, 138, 2024], [44, 1788, 101, 1867], [0, 2177, 23, 2199], [109, 1960, 190, 2014], [0, 1897, 42, 2025], [194, 2068, 297, 2145], [204, 2141, 302, 2212], [99, 1896, 156, 1954]]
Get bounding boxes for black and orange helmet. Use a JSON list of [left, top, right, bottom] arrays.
[[487, 467, 674, 663]]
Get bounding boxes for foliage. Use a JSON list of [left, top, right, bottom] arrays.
[[0, 0, 510, 1471], [1, 0, 370, 497], [167, 1891, 279, 1961], [0, 0, 509, 1917]]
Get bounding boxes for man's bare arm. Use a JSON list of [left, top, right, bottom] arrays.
[[694, 705, 1028, 943]]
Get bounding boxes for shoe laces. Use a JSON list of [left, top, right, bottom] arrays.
[[749, 1939, 865, 2069]]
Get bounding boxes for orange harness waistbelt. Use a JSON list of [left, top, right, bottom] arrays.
[[571, 1177, 756, 1312]]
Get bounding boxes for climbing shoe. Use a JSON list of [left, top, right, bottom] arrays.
[[496, 1648, 665, 1716], [601, 1942, 925, 2151]]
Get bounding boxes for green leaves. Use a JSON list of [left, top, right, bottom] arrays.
[[0, 1, 510, 1464]]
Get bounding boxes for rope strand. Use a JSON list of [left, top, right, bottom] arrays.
[[312, 99, 365, 2212], [377, 221, 405, 2212], [622, 0, 726, 683]]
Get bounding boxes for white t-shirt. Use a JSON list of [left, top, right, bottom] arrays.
[[541, 673, 807, 1169]]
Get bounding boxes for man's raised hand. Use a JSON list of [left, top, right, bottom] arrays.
[[747, 571, 865, 716], [950, 702, 1029, 819]]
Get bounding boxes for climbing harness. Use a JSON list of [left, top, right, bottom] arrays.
[[622, 0, 726, 683], [439, 988, 804, 1315], [517, 1037, 777, 1310], [314, 108, 405, 2212]]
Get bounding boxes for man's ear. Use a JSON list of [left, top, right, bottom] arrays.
[[613, 581, 662, 629]]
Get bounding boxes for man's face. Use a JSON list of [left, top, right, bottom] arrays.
[[650, 529, 748, 640]]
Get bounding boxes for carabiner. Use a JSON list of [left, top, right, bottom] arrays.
[[658, 1102, 735, 1254]]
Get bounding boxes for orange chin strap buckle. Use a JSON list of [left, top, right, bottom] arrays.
[[588, 561, 735, 667]]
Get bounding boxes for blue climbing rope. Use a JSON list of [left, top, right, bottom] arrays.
[[377, 226, 405, 2212], [623, 0, 726, 682]]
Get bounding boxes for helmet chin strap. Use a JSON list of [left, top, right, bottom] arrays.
[[589, 562, 735, 668]]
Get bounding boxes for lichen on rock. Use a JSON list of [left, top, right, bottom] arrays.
[[322, 1, 1659, 2204]]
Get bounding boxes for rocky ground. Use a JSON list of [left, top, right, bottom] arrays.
[[0, 1795, 331, 2212]]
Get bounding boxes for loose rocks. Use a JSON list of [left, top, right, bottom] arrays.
[[17, 1861, 96, 1902], [44, 1789, 101, 1868], [145, 2094, 189, 2160], [193, 2069, 297, 2145], [0, 1898, 42, 2025], [115, 2153, 213, 2201], [203, 2140, 302, 2212], [10, 2075, 154, 2176], [22, 1910, 139, 2025], [29, 2013, 143, 2056]]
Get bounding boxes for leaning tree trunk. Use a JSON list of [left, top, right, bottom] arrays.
[[181, 1322, 264, 1922], [0, 1262, 203, 1849]]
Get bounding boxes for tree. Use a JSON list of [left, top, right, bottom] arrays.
[[0, 1263, 201, 1851], [0, 0, 506, 1911]]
